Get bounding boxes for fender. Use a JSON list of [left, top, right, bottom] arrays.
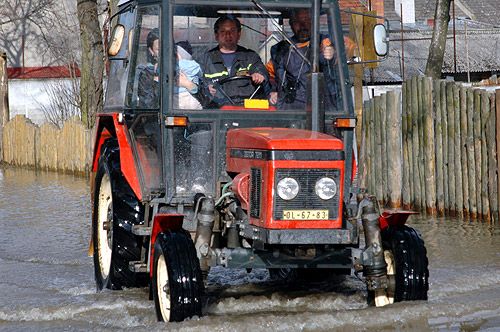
[[378, 210, 419, 231], [92, 113, 142, 201], [149, 214, 184, 277], [89, 113, 144, 256]]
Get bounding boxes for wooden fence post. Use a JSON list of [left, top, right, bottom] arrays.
[[0, 52, 9, 162], [387, 91, 402, 208], [487, 93, 498, 222], [407, 79, 415, 208], [423, 77, 436, 214], [441, 81, 450, 213], [467, 89, 478, 219], [369, 98, 376, 194], [374, 96, 384, 202], [434, 80, 445, 215], [446, 82, 456, 214], [459, 86, 470, 217], [402, 81, 411, 209], [496, 89, 500, 222], [380, 93, 388, 204], [473, 89, 483, 218], [411, 77, 422, 210], [453, 84, 463, 217], [359, 100, 369, 190], [480, 91, 491, 221], [418, 77, 426, 211]]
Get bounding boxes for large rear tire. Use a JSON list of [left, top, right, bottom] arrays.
[[368, 225, 429, 305], [92, 139, 147, 290], [153, 230, 204, 322]]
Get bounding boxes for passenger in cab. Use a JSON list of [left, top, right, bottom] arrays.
[[174, 41, 203, 110], [267, 9, 355, 110], [199, 15, 270, 107], [138, 28, 160, 108]]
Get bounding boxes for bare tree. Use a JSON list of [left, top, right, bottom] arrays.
[[0, 0, 61, 67], [38, 64, 80, 128], [425, 0, 452, 79], [77, 0, 104, 129]]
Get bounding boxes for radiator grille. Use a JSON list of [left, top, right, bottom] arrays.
[[273, 169, 340, 220], [250, 168, 262, 218]]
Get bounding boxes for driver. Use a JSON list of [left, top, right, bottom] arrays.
[[199, 15, 270, 107]]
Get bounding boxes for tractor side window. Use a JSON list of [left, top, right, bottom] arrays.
[[126, 5, 161, 109]]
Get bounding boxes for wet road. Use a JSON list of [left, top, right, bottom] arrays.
[[1, 166, 500, 331]]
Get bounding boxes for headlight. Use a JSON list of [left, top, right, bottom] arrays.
[[277, 177, 299, 200], [315, 177, 337, 200]]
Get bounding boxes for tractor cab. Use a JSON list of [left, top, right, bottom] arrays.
[[92, 0, 428, 323], [104, 0, 356, 203]]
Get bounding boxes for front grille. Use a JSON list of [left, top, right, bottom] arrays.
[[250, 168, 262, 218], [274, 169, 340, 220]]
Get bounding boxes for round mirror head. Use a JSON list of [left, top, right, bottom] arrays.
[[108, 24, 125, 56], [373, 24, 388, 57]]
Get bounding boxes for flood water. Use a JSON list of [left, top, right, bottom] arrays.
[[1, 166, 500, 331]]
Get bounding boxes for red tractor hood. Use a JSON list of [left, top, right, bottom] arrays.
[[226, 127, 343, 150]]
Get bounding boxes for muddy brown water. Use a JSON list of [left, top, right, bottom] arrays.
[[1, 166, 500, 331]]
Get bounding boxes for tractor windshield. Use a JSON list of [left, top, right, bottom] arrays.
[[165, 1, 353, 198], [168, 2, 349, 114]]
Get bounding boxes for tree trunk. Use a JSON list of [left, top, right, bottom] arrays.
[[77, 0, 104, 129], [0, 52, 9, 162], [425, 0, 451, 79]]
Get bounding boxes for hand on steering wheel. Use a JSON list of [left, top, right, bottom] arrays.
[[216, 75, 263, 105]]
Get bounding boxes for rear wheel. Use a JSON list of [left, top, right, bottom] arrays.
[[93, 163, 114, 289], [92, 139, 147, 290], [368, 226, 429, 305], [153, 230, 204, 322]]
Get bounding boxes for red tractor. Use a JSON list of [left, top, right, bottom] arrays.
[[90, 0, 429, 322]]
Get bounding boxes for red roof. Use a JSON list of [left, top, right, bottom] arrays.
[[7, 65, 81, 79]]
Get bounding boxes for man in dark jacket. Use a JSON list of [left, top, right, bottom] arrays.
[[267, 9, 355, 110], [199, 15, 270, 107]]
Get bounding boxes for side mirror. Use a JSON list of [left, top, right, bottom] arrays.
[[373, 24, 388, 57], [108, 24, 125, 56]]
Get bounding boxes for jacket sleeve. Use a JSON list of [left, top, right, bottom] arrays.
[[248, 50, 272, 96]]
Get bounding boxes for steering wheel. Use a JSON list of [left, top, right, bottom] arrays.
[[215, 75, 262, 105]]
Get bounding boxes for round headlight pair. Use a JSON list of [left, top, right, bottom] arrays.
[[277, 177, 337, 200]]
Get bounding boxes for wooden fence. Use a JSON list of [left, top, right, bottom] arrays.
[[360, 77, 499, 222], [2, 115, 93, 174]]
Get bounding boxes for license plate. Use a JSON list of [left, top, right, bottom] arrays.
[[283, 210, 329, 220]]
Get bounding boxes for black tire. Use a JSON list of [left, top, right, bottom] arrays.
[[368, 225, 429, 304], [152, 230, 204, 322], [92, 139, 147, 290]]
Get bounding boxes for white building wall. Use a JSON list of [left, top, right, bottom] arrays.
[[8, 78, 76, 125]]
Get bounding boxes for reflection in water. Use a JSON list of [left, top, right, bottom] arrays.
[[1, 166, 500, 331]]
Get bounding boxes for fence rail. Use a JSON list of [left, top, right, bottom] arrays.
[[1, 115, 92, 174], [360, 76, 499, 222]]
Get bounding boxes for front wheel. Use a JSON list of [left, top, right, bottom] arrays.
[[153, 230, 204, 322], [368, 226, 429, 305]]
